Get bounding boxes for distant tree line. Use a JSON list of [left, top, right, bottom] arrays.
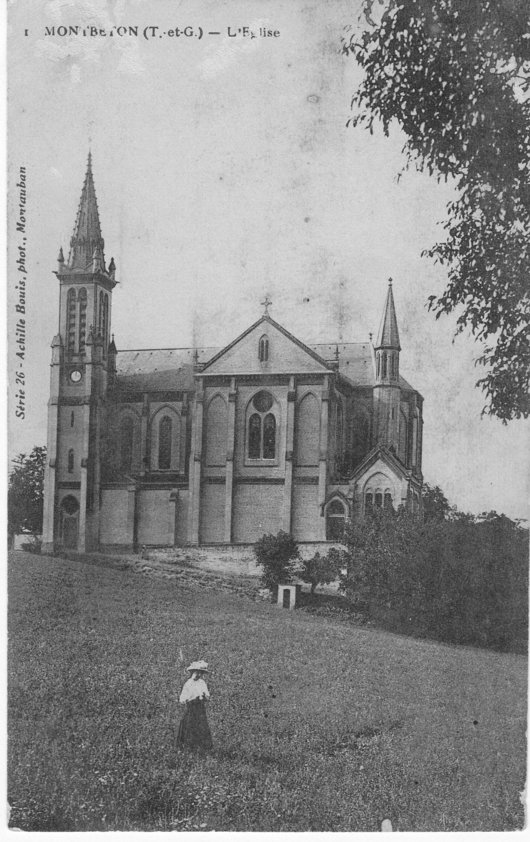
[[8, 446, 46, 549]]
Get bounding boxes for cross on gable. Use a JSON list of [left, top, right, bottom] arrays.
[[261, 294, 272, 316]]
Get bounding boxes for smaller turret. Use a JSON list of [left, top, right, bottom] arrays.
[[57, 247, 65, 272], [375, 278, 400, 386], [107, 334, 117, 384], [373, 279, 402, 450]]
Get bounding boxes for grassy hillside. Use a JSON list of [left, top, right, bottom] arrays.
[[8, 551, 527, 831]]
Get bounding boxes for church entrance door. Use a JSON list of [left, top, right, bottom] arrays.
[[60, 496, 80, 549], [63, 516, 78, 549]]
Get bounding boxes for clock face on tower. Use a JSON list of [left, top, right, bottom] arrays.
[[70, 369, 82, 383]]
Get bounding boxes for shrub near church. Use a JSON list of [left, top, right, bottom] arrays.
[[254, 531, 299, 591], [340, 507, 528, 653]]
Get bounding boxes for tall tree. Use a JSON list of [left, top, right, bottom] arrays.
[[8, 446, 46, 538], [422, 483, 450, 522], [343, 0, 530, 420]]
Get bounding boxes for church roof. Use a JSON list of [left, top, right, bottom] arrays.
[[114, 301, 416, 393], [199, 314, 332, 375], [115, 342, 416, 393], [67, 151, 106, 272], [115, 347, 216, 392], [349, 444, 410, 483], [376, 279, 401, 350], [312, 342, 374, 387], [311, 342, 414, 391]]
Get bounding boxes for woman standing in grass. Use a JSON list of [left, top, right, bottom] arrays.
[[177, 660, 213, 751]]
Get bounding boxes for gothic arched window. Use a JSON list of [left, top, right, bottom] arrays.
[[412, 408, 420, 467], [67, 449, 74, 473], [78, 288, 87, 353], [382, 353, 387, 379], [258, 335, 269, 362], [248, 413, 261, 458], [364, 473, 393, 518], [103, 293, 109, 351], [247, 391, 277, 461], [399, 409, 408, 465], [158, 416, 172, 470], [120, 416, 135, 472], [326, 499, 346, 541], [98, 291, 104, 337], [295, 393, 320, 466], [150, 408, 180, 472], [205, 395, 228, 466], [98, 291, 109, 353], [263, 414, 276, 459], [67, 288, 77, 353]]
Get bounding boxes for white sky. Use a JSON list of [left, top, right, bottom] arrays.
[[7, 0, 529, 520]]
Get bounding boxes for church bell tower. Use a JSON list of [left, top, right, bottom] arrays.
[[42, 153, 117, 553]]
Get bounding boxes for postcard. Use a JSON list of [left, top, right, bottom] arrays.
[[7, 0, 527, 832]]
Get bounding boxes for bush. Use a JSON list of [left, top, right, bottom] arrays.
[[298, 548, 345, 594], [8, 446, 46, 538], [340, 508, 528, 652], [21, 538, 42, 555], [253, 531, 299, 590]]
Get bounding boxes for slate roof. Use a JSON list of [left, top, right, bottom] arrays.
[[67, 152, 107, 272], [311, 342, 414, 391], [115, 340, 415, 392], [376, 281, 401, 350], [312, 342, 374, 387], [115, 347, 218, 392]]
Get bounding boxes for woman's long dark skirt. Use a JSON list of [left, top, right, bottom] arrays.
[[177, 699, 213, 751]]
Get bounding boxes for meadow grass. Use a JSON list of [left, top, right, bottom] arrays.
[[8, 551, 527, 831]]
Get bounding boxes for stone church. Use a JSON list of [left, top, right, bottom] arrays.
[[42, 155, 424, 553]]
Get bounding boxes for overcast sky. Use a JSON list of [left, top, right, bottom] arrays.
[[7, 0, 529, 520]]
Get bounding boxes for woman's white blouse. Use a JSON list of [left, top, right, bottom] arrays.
[[179, 677, 210, 703]]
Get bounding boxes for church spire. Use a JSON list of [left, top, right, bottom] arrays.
[[67, 151, 106, 272], [375, 278, 400, 351], [373, 279, 401, 449]]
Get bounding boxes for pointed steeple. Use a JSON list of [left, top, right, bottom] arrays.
[[67, 151, 106, 272], [375, 279, 400, 351], [373, 279, 401, 449]]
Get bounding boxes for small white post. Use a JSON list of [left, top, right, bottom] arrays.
[[277, 584, 297, 609]]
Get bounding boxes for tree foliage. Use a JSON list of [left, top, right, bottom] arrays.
[[8, 446, 47, 537], [298, 548, 345, 594], [340, 506, 528, 651], [421, 482, 451, 521], [343, 0, 530, 420], [253, 531, 300, 590]]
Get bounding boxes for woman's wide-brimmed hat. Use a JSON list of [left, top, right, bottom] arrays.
[[187, 660, 209, 673]]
